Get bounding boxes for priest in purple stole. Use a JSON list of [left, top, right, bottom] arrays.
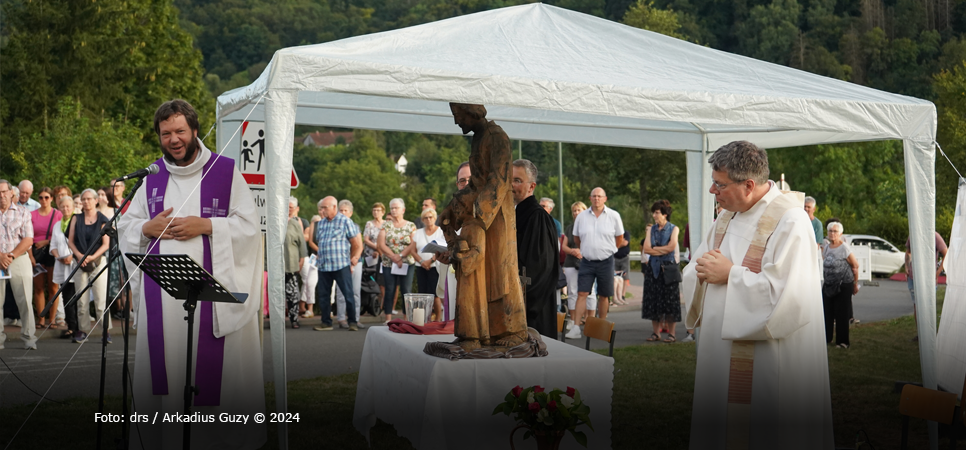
[[118, 100, 265, 449]]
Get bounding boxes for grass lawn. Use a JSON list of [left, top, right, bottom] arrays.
[[1, 293, 950, 449]]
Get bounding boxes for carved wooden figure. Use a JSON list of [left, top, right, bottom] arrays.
[[441, 103, 528, 350]]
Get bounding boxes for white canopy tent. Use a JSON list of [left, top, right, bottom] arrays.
[[217, 3, 938, 447]]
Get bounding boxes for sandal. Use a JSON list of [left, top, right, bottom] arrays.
[[664, 334, 676, 343], [646, 333, 661, 342], [291, 321, 300, 329]]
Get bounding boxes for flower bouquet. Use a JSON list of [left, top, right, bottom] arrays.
[[493, 385, 593, 448]]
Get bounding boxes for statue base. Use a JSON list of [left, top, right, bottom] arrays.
[[423, 328, 549, 360]]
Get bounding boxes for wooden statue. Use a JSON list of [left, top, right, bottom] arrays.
[[441, 103, 528, 351]]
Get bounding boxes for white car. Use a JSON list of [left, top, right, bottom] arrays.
[[842, 234, 905, 275]]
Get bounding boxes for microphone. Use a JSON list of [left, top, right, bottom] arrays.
[[116, 164, 160, 181]]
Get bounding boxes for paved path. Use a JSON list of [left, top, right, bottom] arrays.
[[0, 275, 917, 407]]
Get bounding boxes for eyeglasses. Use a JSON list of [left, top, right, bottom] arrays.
[[39, 195, 52, 200], [457, 178, 470, 186], [711, 179, 743, 190]]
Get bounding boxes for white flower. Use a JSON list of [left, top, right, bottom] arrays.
[[536, 408, 553, 425], [560, 395, 574, 408], [527, 392, 535, 404]]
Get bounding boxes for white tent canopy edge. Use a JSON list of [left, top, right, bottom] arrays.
[[215, 3, 939, 448]]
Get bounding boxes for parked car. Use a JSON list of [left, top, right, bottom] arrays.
[[843, 234, 905, 276]]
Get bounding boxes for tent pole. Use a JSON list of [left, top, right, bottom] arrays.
[[265, 89, 299, 450], [558, 142, 564, 226], [518, 140, 522, 160], [903, 138, 939, 450]]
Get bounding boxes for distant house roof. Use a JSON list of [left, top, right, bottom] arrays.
[[302, 131, 354, 147]]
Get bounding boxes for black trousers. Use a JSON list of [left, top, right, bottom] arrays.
[[415, 266, 439, 295], [62, 283, 78, 333], [823, 283, 852, 346]]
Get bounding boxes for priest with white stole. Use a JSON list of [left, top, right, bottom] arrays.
[[682, 140, 833, 450], [118, 99, 265, 449]]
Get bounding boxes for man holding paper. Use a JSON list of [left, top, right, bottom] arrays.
[[312, 196, 363, 331]]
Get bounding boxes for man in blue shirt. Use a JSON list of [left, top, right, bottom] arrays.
[[539, 198, 563, 237], [804, 196, 822, 245], [313, 196, 363, 331]]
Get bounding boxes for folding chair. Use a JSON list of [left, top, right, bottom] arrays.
[[897, 380, 962, 449], [583, 316, 616, 357], [557, 312, 566, 341]]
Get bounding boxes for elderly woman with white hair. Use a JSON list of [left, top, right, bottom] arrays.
[[412, 208, 444, 319], [66, 188, 112, 343], [377, 198, 417, 322], [300, 214, 322, 318], [335, 199, 364, 328], [821, 221, 859, 349]]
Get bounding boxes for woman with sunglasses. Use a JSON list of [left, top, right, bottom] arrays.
[[30, 187, 63, 329]]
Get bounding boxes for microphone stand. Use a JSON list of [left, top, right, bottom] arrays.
[[39, 175, 146, 449]]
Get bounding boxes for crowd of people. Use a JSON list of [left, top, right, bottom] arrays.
[[2, 113, 930, 363], [0, 178, 131, 349], [278, 182, 639, 345], [1, 171, 922, 355]]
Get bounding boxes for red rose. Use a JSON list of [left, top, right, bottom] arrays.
[[529, 402, 540, 412], [512, 386, 523, 397], [566, 387, 576, 397], [534, 386, 545, 393], [547, 400, 557, 412]]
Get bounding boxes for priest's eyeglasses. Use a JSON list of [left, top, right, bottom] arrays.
[[711, 179, 742, 191]]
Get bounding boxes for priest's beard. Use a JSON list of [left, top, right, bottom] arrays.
[[162, 136, 200, 165]]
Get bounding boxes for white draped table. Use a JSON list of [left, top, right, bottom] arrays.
[[353, 327, 613, 450]]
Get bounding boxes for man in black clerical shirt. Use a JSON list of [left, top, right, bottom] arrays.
[[511, 159, 560, 338]]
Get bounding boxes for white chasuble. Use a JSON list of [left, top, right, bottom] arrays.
[[118, 143, 266, 449], [682, 183, 833, 450]]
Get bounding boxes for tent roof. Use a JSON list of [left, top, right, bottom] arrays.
[[217, 3, 934, 151]]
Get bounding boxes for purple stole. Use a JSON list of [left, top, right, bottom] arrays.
[[144, 155, 234, 406]]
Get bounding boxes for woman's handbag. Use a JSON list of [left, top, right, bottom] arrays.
[[662, 261, 682, 284], [32, 213, 57, 267], [80, 257, 100, 274]]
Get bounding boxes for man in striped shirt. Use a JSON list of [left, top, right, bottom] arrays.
[[0, 179, 38, 349], [313, 196, 363, 331]]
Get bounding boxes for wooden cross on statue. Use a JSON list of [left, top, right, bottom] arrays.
[[520, 267, 531, 302]]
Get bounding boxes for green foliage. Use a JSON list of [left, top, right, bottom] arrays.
[[621, 0, 689, 40], [291, 130, 470, 225], [0, 0, 210, 138], [9, 98, 153, 194], [738, 0, 802, 65], [293, 130, 406, 225], [934, 60, 966, 233], [768, 141, 911, 245], [0, 0, 209, 180]]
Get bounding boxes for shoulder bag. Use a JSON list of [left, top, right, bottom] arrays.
[[32, 212, 57, 267], [662, 261, 682, 284]]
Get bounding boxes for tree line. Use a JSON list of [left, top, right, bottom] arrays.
[[2, 0, 964, 249]]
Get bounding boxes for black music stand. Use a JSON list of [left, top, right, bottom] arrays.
[[124, 253, 247, 450]]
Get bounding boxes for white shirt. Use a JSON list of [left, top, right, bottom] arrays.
[[18, 199, 40, 212], [414, 226, 445, 263], [50, 223, 75, 285], [572, 206, 624, 261]]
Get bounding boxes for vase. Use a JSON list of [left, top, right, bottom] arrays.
[[509, 425, 565, 450]]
